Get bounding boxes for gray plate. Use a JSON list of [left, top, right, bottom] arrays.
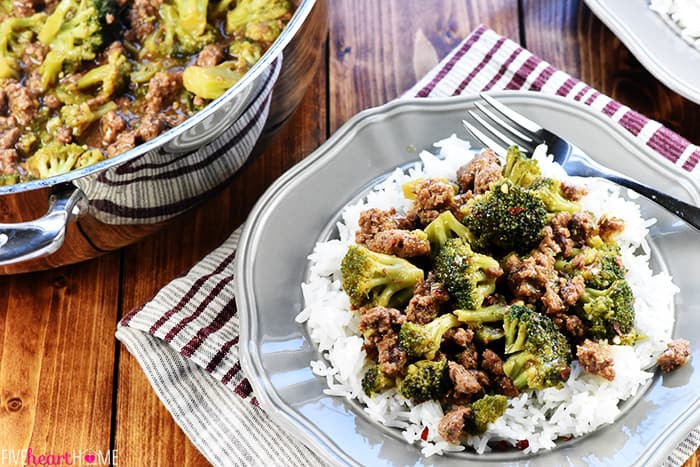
[[583, 0, 700, 104], [235, 92, 700, 466]]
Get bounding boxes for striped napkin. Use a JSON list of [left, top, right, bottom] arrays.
[[115, 24, 700, 466]]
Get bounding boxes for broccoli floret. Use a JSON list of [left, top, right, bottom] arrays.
[[464, 179, 547, 253], [398, 313, 460, 360], [556, 244, 626, 290], [361, 365, 395, 397], [0, 13, 45, 79], [398, 359, 448, 402], [175, 0, 209, 37], [467, 394, 508, 435], [0, 173, 19, 185], [141, 2, 215, 58], [76, 148, 105, 169], [502, 146, 541, 188], [424, 211, 475, 254], [59, 101, 116, 137], [226, 0, 292, 42], [340, 244, 424, 309], [77, 45, 130, 97], [434, 238, 501, 310], [502, 305, 571, 390], [38, 0, 111, 90], [229, 39, 263, 68], [453, 303, 508, 325], [529, 177, 581, 214], [183, 61, 245, 100], [577, 280, 635, 343], [25, 142, 82, 178]]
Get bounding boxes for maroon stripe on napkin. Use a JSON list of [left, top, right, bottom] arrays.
[[451, 37, 506, 96], [180, 298, 238, 358], [416, 24, 487, 97], [505, 55, 540, 90], [619, 111, 648, 137], [148, 250, 237, 335], [481, 47, 523, 91], [205, 336, 239, 373], [222, 362, 242, 385], [602, 100, 621, 117], [683, 150, 700, 171], [234, 379, 253, 398], [556, 77, 578, 97], [573, 85, 590, 101], [529, 65, 556, 92], [646, 127, 688, 164]]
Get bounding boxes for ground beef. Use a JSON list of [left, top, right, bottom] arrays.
[[53, 126, 73, 144], [560, 275, 585, 306], [0, 90, 7, 115], [561, 181, 588, 201], [0, 128, 20, 150], [356, 208, 401, 244], [377, 334, 408, 378], [568, 211, 597, 244], [365, 229, 430, 258], [12, 0, 36, 17], [456, 149, 503, 194], [22, 42, 47, 68], [358, 307, 406, 336], [127, 0, 161, 42], [598, 216, 625, 242], [448, 362, 489, 397], [196, 43, 226, 67], [576, 339, 615, 381], [106, 131, 138, 157], [552, 312, 586, 338], [42, 94, 61, 110], [542, 285, 564, 314], [657, 339, 690, 373], [443, 327, 474, 348], [407, 178, 459, 225], [504, 250, 559, 313], [0, 149, 18, 174], [405, 272, 450, 324], [455, 344, 479, 370], [438, 406, 472, 444], [144, 71, 183, 115], [101, 111, 127, 145], [548, 212, 574, 257], [481, 349, 519, 397], [136, 114, 167, 141], [5, 80, 38, 126]]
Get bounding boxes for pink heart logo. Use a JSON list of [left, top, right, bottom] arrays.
[[84, 454, 96, 463]]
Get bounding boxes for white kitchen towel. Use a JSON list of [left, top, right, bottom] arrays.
[[116, 24, 699, 466]]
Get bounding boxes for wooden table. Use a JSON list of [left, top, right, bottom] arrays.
[[1, 1, 699, 465]]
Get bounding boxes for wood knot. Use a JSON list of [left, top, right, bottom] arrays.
[[52, 276, 67, 288], [7, 397, 22, 412]]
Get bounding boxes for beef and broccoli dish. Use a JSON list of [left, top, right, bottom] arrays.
[[340, 146, 690, 445], [0, 0, 294, 184]]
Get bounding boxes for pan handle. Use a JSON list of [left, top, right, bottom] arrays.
[[0, 183, 87, 266]]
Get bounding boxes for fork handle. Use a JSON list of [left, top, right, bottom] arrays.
[[573, 162, 700, 231]]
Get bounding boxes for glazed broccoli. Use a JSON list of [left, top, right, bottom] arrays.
[[340, 244, 423, 309], [474, 325, 505, 345], [502, 146, 541, 188], [361, 365, 395, 397], [37, 0, 113, 89], [183, 61, 245, 100], [434, 238, 501, 310], [141, 2, 215, 57], [229, 39, 263, 67], [59, 101, 117, 137], [226, 0, 292, 43], [453, 303, 508, 325], [577, 279, 635, 343], [424, 211, 475, 253], [398, 313, 460, 360], [467, 394, 508, 435], [25, 142, 105, 178], [556, 244, 626, 290], [398, 359, 449, 402], [77, 46, 130, 97], [502, 305, 571, 390], [463, 179, 547, 253], [0, 173, 19, 185], [529, 177, 581, 214], [0, 13, 45, 79]]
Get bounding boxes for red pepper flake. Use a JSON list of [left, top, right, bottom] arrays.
[[420, 427, 429, 441], [515, 439, 529, 450], [508, 205, 524, 215], [560, 435, 573, 442]]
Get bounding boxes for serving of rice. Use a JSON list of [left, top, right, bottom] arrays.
[[295, 135, 678, 456]]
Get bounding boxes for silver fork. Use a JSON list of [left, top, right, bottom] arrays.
[[462, 93, 700, 231]]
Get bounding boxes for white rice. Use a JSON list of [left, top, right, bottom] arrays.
[[650, 0, 700, 49], [296, 136, 678, 456]]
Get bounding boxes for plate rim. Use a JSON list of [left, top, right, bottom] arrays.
[[236, 91, 700, 466], [583, 0, 700, 105]]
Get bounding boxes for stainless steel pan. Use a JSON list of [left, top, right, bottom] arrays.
[[0, 0, 328, 274]]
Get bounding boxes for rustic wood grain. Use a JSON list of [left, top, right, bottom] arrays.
[[523, 0, 700, 145], [328, 0, 520, 132], [113, 46, 328, 467], [0, 254, 120, 464]]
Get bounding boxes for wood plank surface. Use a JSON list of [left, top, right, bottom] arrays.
[[1, 1, 699, 466]]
